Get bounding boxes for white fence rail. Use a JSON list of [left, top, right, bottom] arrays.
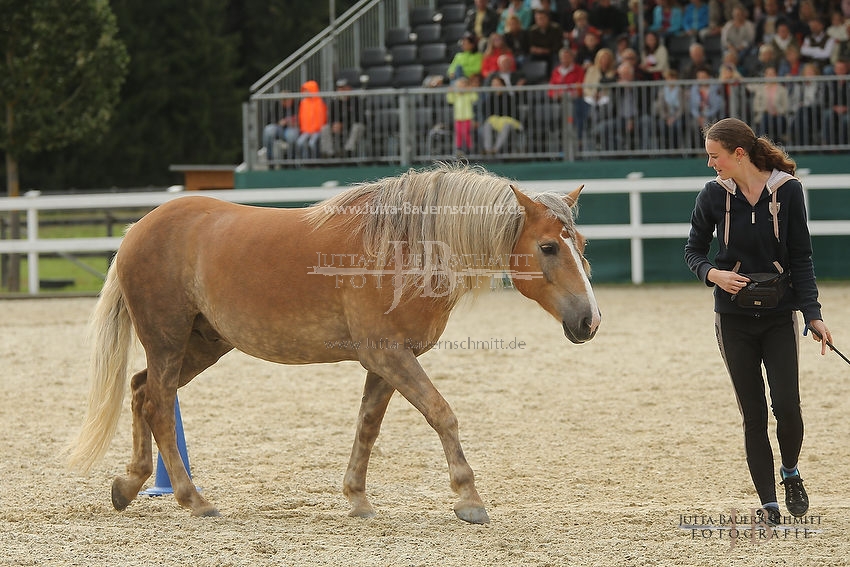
[[2, 175, 849, 294]]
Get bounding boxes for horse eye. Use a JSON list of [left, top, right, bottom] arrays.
[[539, 242, 558, 255]]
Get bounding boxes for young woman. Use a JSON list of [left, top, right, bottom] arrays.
[[685, 117, 834, 526]]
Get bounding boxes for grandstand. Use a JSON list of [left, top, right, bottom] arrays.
[[245, 0, 850, 171]]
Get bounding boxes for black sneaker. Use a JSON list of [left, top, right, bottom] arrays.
[[756, 506, 782, 527], [781, 474, 809, 516]]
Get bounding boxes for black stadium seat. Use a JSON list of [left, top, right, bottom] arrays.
[[360, 46, 389, 69], [390, 44, 418, 67]]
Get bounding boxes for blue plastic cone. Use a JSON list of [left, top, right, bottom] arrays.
[[139, 397, 194, 496]]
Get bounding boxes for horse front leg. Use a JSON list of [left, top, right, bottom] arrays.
[[362, 351, 489, 524], [111, 370, 153, 511], [344, 371, 395, 518]]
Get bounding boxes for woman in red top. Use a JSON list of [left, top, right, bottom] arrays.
[[481, 33, 514, 80]]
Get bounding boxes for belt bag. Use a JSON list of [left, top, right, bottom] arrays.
[[733, 270, 790, 309]]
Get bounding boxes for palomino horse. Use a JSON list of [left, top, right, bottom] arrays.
[[68, 164, 601, 524]]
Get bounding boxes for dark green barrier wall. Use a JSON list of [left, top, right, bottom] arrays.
[[236, 155, 849, 282]]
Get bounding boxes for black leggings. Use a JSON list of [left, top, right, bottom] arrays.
[[715, 311, 803, 506]]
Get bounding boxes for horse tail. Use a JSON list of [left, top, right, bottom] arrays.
[[67, 258, 132, 473]]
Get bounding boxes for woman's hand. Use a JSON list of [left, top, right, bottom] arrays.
[[807, 319, 833, 356], [707, 268, 750, 295]]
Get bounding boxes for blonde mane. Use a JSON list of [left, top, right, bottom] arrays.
[[305, 163, 576, 304]]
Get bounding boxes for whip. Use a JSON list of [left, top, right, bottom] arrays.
[[805, 325, 850, 366]]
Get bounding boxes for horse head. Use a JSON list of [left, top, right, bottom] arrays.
[[509, 185, 601, 344]]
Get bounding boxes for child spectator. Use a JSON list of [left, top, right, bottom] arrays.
[[449, 32, 484, 81], [446, 76, 480, 154], [750, 65, 790, 141], [479, 76, 522, 155]]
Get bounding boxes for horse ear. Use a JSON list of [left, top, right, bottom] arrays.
[[510, 185, 542, 218], [565, 184, 585, 207]]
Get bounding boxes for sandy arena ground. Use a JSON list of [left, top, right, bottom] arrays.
[[1, 283, 849, 566]]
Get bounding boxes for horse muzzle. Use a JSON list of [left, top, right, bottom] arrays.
[[562, 309, 601, 344]]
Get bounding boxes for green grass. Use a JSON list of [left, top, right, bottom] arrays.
[[4, 209, 149, 294]]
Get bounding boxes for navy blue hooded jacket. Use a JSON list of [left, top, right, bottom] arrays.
[[685, 169, 823, 323]]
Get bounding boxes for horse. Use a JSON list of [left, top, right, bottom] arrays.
[[67, 163, 601, 524]]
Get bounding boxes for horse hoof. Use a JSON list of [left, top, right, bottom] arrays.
[[111, 480, 132, 511], [192, 506, 221, 517], [348, 505, 376, 519], [454, 505, 490, 524]]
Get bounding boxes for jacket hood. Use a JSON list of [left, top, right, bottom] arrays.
[[714, 169, 796, 195], [301, 80, 320, 94]]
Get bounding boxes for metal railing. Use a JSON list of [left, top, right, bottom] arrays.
[[245, 74, 850, 170], [3, 175, 850, 294]]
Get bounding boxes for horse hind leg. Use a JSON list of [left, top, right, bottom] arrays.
[[344, 371, 396, 518], [111, 369, 154, 511], [111, 323, 232, 515]]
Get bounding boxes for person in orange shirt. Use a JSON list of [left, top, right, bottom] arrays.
[[296, 80, 327, 159]]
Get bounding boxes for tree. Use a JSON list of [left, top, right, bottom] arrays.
[[0, 0, 128, 290]]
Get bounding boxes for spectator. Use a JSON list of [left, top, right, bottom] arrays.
[[827, 11, 850, 63], [649, 0, 684, 39], [449, 32, 484, 81], [446, 76, 480, 154], [640, 30, 670, 79], [721, 5, 756, 59], [614, 33, 632, 65], [466, 0, 500, 46], [787, 61, 823, 145], [625, 0, 650, 41], [549, 47, 588, 137], [654, 68, 688, 148], [549, 46, 586, 97], [503, 14, 531, 67], [569, 9, 601, 51], [843, 0, 850, 19], [589, 0, 629, 44], [481, 33, 514, 79], [718, 61, 744, 115], [822, 59, 849, 144], [800, 15, 837, 73], [576, 29, 603, 67], [749, 43, 780, 75], [755, 0, 783, 46], [778, 43, 804, 76], [680, 41, 709, 79], [594, 61, 650, 150], [621, 48, 650, 80], [295, 80, 327, 159], [560, 0, 589, 33], [479, 76, 522, 155], [261, 95, 299, 165], [583, 47, 618, 141], [682, 0, 711, 39], [497, 0, 533, 33], [319, 79, 364, 158], [750, 65, 790, 140], [794, 0, 816, 40], [688, 66, 724, 142], [769, 20, 800, 62], [489, 53, 527, 86], [527, 8, 565, 73], [707, 0, 736, 38]]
